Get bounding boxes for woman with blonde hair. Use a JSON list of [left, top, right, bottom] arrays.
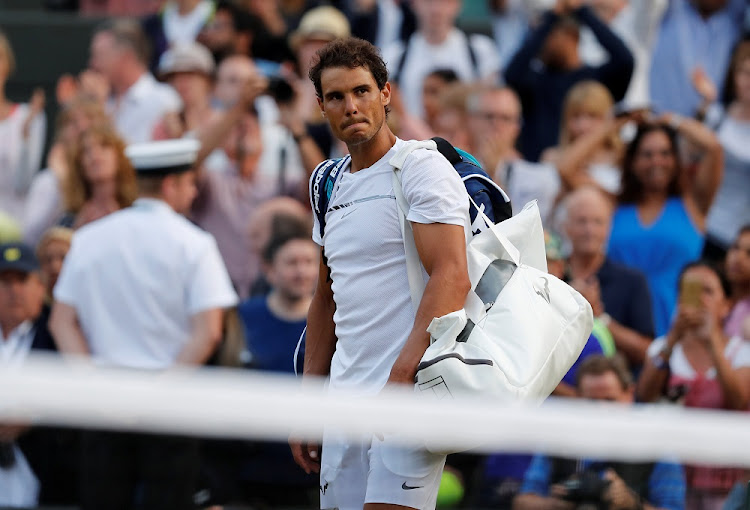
[[542, 80, 624, 196], [60, 123, 137, 229]]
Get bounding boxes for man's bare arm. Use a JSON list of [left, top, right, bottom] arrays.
[[49, 301, 90, 356], [388, 222, 471, 384], [175, 308, 225, 365]]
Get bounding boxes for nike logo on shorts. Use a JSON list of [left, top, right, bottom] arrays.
[[402, 482, 423, 490]]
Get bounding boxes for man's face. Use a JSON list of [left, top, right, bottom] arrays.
[[224, 111, 263, 175], [266, 239, 319, 301], [413, 0, 462, 33], [541, 27, 577, 69], [565, 193, 611, 258], [214, 57, 256, 108], [318, 66, 390, 147], [468, 90, 521, 150], [0, 271, 44, 330], [168, 72, 212, 107], [89, 31, 121, 82], [578, 372, 632, 403]]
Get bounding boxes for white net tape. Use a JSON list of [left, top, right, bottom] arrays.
[[2, 354, 749, 467]]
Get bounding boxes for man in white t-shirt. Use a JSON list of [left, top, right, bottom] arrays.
[[289, 37, 471, 510], [88, 19, 182, 143], [382, 0, 500, 119], [49, 139, 237, 509]]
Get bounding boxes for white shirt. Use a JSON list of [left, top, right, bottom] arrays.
[[54, 198, 238, 369], [162, 0, 214, 46], [311, 139, 470, 394], [648, 335, 750, 379], [107, 73, 182, 144], [0, 104, 46, 222], [382, 29, 501, 118], [495, 159, 560, 225], [0, 320, 34, 366]]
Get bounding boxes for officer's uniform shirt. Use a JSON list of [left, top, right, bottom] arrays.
[[54, 198, 238, 369]]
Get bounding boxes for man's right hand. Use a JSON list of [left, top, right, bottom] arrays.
[[289, 438, 321, 474]]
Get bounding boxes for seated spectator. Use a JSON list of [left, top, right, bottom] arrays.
[[725, 226, 750, 339], [88, 19, 182, 143], [542, 80, 624, 197], [515, 354, 686, 510], [197, 0, 263, 63], [142, 0, 216, 71], [638, 261, 750, 509], [0, 31, 46, 223], [422, 68, 460, 133], [467, 85, 560, 224], [505, 0, 633, 161], [431, 82, 475, 152], [650, 0, 745, 118], [607, 119, 723, 336], [564, 187, 654, 369], [60, 123, 137, 229], [704, 41, 750, 258], [246, 197, 313, 297], [22, 96, 108, 246], [35, 227, 73, 304], [154, 42, 221, 140], [0, 242, 69, 508], [383, 0, 500, 120]]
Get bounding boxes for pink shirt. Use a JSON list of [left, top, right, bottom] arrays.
[[725, 297, 750, 338], [192, 166, 277, 298]]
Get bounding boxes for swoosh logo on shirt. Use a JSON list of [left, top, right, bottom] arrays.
[[402, 482, 423, 490]]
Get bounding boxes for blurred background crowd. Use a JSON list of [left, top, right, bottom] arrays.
[[1, 0, 750, 508]]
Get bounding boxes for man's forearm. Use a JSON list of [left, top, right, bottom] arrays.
[[175, 308, 224, 365], [49, 303, 90, 356], [390, 266, 470, 382]]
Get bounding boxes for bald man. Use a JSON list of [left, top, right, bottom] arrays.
[[563, 186, 654, 368]]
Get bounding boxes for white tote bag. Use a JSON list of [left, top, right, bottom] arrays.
[[390, 144, 592, 443]]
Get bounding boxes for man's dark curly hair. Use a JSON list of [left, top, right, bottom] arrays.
[[308, 37, 389, 105]]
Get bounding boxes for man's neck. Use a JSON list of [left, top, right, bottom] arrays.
[[113, 68, 145, 98], [0, 319, 24, 340], [568, 251, 605, 280], [267, 290, 311, 322], [421, 26, 452, 45], [174, 0, 201, 16], [348, 127, 397, 173]]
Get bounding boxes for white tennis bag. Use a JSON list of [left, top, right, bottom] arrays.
[[390, 142, 592, 434]]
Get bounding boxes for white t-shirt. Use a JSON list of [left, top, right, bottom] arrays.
[[54, 198, 238, 369], [0, 103, 46, 222], [107, 73, 182, 144], [162, 0, 214, 46], [383, 29, 501, 118], [311, 139, 470, 394], [647, 335, 750, 379]]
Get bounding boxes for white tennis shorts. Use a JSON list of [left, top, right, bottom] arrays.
[[319, 431, 446, 510]]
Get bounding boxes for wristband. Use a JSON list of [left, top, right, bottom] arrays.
[[292, 132, 310, 143]]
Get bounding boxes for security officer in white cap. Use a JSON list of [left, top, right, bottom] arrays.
[[50, 138, 238, 510]]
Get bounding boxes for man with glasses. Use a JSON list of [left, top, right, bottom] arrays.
[[467, 86, 560, 224]]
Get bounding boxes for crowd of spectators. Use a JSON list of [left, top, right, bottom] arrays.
[[1, 0, 750, 508]]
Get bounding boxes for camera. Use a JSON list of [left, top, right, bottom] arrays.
[[256, 59, 295, 104], [559, 470, 611, 509]]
